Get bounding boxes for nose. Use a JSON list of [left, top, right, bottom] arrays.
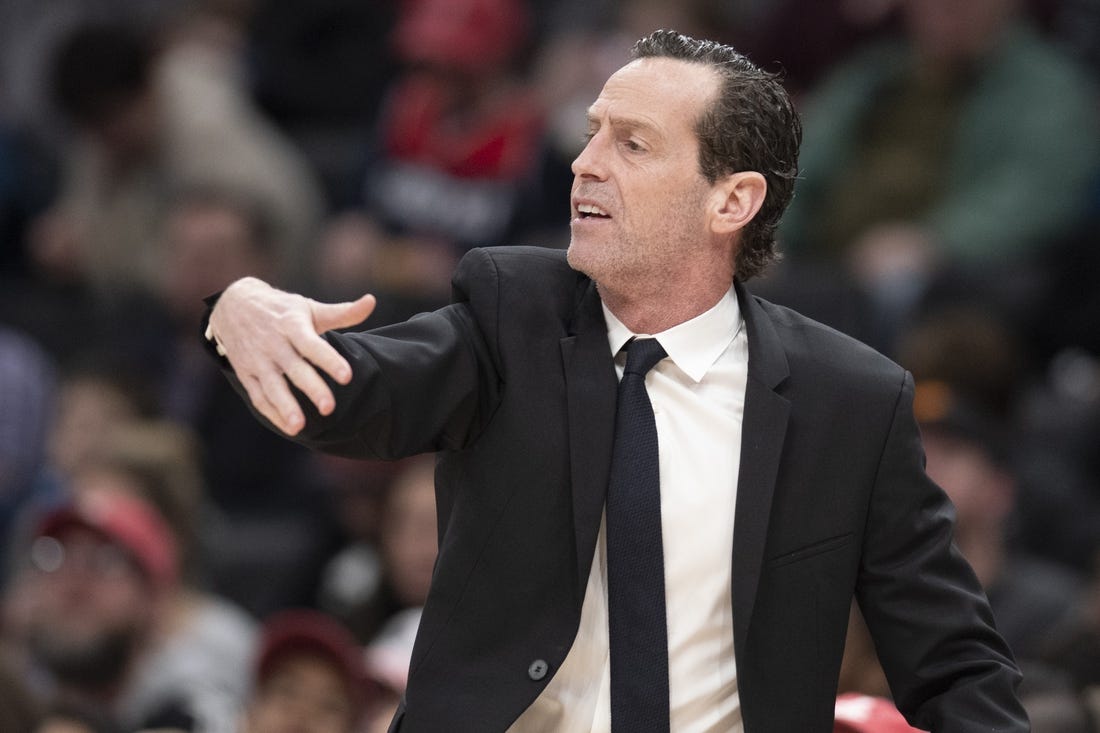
[[571, 130, 608, 181]]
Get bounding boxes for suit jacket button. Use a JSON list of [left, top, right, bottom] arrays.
[[528, 659, 549, 681]]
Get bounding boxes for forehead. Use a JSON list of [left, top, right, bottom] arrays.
[[50, 524, 115, 547], [265, 652, 349, 692], [589, 57, 720, 132]]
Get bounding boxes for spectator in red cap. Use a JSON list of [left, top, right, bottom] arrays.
[[69, 420, 257, 733], [2, 489, 177, 729], [241, 609, 372, 733]]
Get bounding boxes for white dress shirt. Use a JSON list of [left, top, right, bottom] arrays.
[[509, 286, 748, 732]]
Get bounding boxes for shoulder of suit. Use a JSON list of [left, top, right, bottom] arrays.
[[456, 246, 587, 302], [749, 292, 906, 387], [462, 245, 574, 276]]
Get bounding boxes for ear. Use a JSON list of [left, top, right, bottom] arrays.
[[708, 171, 767, 237]]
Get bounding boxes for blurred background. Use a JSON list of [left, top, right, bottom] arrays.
[[1, 0, 1099, 731]]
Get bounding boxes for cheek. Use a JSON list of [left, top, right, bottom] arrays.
[[628, 174, 707, 232], [316, 712, 353, 733], [247, 699, 289, 732], [299, 689, 354, 732], [95, 580, 153, 624], [622, 183, 662, 223]]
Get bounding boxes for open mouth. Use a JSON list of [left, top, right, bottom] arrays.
[[576, 203, 611, 219]]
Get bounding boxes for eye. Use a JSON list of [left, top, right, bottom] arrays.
[[622, 139, 645, 152]]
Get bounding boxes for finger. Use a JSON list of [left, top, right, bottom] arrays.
[[294, 330, 356, 385], [283, 358, 337, 416], [241, 374, 293, 435], [256, 370, 306, 436], [311, 294, 376, 333]]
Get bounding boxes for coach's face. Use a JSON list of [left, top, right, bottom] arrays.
[[567, 57, 720, 294]]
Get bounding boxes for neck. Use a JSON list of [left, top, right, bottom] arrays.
[[600, 275, 732, 334]]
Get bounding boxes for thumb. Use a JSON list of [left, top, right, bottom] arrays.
[[310, 293, 377, 333]]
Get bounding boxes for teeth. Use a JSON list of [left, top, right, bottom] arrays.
[[577, 203, 609, 217]]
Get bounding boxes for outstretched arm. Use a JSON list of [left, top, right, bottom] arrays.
[[206, 276, 376, 436]]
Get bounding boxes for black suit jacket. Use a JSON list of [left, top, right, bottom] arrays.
[[231, 246, 1026, 731]]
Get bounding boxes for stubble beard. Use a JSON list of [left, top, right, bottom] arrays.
[[28, 622, 145, 692], [567, 204, 709, 302]]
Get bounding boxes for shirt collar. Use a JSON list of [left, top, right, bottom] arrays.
[[602, 286, 742, 383]]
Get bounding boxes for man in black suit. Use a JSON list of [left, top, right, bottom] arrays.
[[206, 30, 1027, 732]]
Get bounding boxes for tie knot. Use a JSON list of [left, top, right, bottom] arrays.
[[623, 338, 666, 377]]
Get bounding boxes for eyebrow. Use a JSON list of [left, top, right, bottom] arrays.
[[584, 109, 661, 138]]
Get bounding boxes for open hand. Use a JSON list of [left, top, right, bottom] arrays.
[[207, 277, 376, 435]]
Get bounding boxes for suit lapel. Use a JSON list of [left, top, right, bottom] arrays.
[[732, 282, 791, 655], [560, 279, 619, 605]]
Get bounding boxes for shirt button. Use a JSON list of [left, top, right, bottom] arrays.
[[528, 659, 549, 681]]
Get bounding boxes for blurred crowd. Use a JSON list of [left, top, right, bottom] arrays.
[[1, 0, 1099, 731]]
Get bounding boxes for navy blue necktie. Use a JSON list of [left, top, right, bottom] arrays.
[[607, 337, 670, 732]]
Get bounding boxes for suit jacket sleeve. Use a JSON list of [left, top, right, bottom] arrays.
[[210, 247, 504, 460], [858, 372, 1028, 731]]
